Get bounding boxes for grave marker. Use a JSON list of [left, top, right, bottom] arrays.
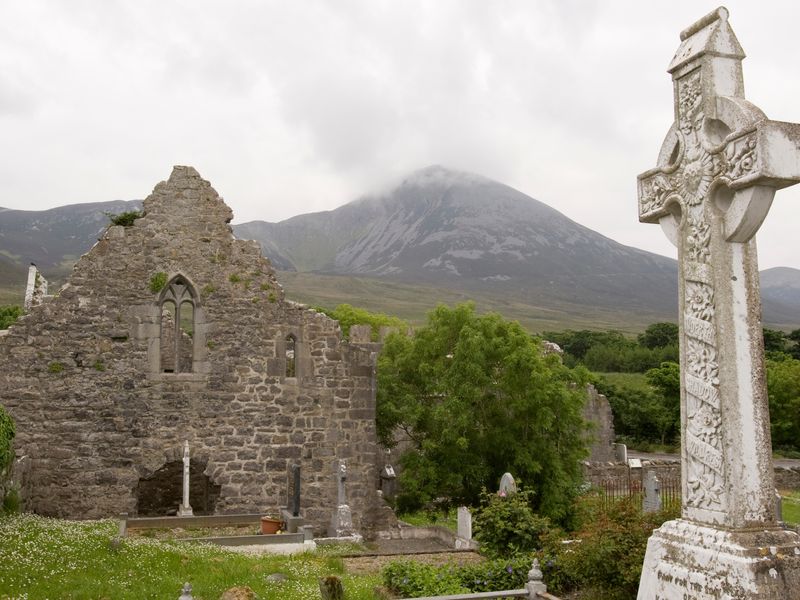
[[636, 8, 800, 598]]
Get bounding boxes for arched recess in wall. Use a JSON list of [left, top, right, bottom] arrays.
[[159, 276, 198, 374]]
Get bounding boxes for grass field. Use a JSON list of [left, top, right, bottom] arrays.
[[276, 271, 672, 334], [783, 491, 800, 526], [0, 514, 381, 599]]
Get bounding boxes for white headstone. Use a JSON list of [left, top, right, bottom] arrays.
[[636, 8, 800, 598], [498, 472, 517, 495]]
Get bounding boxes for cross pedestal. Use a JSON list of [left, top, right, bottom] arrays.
[[636, 8, 800, 599]]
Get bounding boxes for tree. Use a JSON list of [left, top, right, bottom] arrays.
[[763, 328, 788, 356], [637, 322, 678, 349], [766, 358, 800, 452], [378, 303, 590, 521]]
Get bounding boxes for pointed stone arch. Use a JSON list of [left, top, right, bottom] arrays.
[[150, 274, 209, 376]]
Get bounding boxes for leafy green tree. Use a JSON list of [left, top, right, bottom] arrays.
[[0, 306, 23, 330], [763, 328, 788, 356], [766, 358, 800, 452], [637, 322, 678, 349], [378, 303, 590, 521], [787, 329, 800, 360]]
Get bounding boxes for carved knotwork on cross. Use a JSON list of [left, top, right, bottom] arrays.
[[637, 7, 800, 527]]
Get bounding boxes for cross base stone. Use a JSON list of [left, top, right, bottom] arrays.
[[637, 519, 800, 599], [177, 505, 193, 517], [329, 504, 355, 537]]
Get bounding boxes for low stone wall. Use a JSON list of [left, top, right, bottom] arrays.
[[775, 467, 800, 491]]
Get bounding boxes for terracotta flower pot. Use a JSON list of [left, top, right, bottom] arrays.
[[260, 516, 282, 535]]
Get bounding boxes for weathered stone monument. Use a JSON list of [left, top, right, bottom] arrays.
[[0, 166, 395, 536], [637, 8, 800, 598], [329, 459, 356, 537], [177, 441, 193, 517], [23, 264, 48, 310]]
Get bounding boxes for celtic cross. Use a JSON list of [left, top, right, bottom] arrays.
[[638, 7, 800, 528]]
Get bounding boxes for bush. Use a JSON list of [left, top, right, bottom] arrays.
[[0, 306, 23, 330], [382, 561, 468, 597], [473, 488, 553, 559], [382, 556, 533, 597], [541, 493, 678, 599], [456, 556, 532, 592], [2, 486, 20, 515]]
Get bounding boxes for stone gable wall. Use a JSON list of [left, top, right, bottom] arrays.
[[0, 166, 391, 535]]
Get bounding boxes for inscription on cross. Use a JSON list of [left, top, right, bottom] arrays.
[[637, 7, 800, 528]]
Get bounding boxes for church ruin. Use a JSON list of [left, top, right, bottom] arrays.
[[0, 166, 392, 535]]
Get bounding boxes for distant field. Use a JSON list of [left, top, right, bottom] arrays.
[[598, 372, 651, 391], [276, 271, 672, 334]]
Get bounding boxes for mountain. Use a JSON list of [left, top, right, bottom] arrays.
[[236, 166, 682, 315], [0, 167, 798, 329], [0, 200, 142, 275]]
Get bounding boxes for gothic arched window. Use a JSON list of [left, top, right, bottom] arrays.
[[159, 277, 197, 373]]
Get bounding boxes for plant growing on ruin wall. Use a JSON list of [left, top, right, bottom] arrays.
[[0, 405, 15, 473], [105, 210, 144, 227], [149, 272, 167, 294], [47, 362, 64, 374]]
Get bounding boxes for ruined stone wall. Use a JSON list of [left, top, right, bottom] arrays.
[[0, 166, 390, 535], [583, 385, 615, 463]]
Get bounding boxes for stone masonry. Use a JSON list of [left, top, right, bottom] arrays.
[[0, 166, 393, 536]]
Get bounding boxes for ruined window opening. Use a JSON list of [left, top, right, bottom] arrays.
[[159, 277, 197, 373], [285, 334, 296, 378]]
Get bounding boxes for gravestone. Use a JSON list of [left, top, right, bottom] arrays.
[[636, 8, 800, 598], [642, 470, 661, 514], [288, 464, 300, 517], [498, 472, 517, 495], [281, 464, 305, 533], [329, 459, 355, 537]]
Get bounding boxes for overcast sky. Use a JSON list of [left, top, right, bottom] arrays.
[[2, 1, 799, 269]]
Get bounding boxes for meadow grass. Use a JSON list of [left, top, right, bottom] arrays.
[[0, 513, 381, 599], [397, 509, 458, 532], [783, 490, 800, 526]]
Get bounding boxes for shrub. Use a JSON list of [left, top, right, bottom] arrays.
[[473, 488, 553, 559], [382, 561, 468, 597], [2, 486, 20, 515], [456, 556, 532, 592], [382, 556, 534, 597], [106, 210, 143, 227], [0, 305, 24, 330], [542, 493, 679, 599]]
